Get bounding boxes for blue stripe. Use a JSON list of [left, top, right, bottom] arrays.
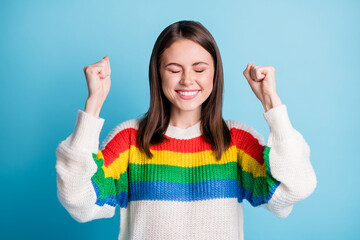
[[92, 178, 280, 208], [91, 179, 129, 208], [130, 179, 279, 207], [242, 180, 280, 207]]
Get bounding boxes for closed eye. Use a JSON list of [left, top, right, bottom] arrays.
[[169, 70, 205, 73]]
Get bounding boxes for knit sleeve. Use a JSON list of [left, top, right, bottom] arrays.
[[55, 110, 130, 223], [240, 104, 317, 218], [259, 104, 317, 218]]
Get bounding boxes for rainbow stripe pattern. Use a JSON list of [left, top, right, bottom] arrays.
[[90, 120, 280, 209]]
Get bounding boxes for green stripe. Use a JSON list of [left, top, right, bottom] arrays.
[[263, 146, 278, 195], [91, 153, 128, 200], [264, 146, 271, 173], [129, 161, 238, 183], [238, 165, 278, 197]]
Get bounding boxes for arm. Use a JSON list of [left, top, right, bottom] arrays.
[[238, 104, 317, 218], [55, 110, 129, 222], [260, 104, 317, 218], [241, 63, 316, 217]]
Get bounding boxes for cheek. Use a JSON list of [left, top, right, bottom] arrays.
[[200, 73, 214, 91], [161, 78, 176, 99], [161, 77, 170, 90], [162, 75, 178, 90]]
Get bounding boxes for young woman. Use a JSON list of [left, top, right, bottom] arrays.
[[56, 20, 317, 240]]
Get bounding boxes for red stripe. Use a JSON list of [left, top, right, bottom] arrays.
[[230, 128, 265, 165], [101, 128, 135, 167], [101, 127, 265, 167]]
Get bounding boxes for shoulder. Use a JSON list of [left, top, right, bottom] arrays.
[[114, 118, 140, 131], [225, 119, 265, 145], [100, 118, 140, 150]]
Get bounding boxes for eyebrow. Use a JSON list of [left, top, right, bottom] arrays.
[[164, 62, 209, 68]]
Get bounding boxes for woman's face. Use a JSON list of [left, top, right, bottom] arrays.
[[159, 39, 214, 118]]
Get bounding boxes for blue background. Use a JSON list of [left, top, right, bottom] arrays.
[[1, 0, 359, 239]]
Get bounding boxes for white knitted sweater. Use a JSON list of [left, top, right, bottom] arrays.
[[55, 104, 317, 239]]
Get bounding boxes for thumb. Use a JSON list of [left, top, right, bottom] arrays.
[[100, 56, 108, 64], [243, 62, 252, 81]]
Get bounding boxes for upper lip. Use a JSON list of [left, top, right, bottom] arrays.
[[176, 89, 200, 92]]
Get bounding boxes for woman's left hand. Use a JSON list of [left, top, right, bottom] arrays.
[[243, 62, 282, 112]]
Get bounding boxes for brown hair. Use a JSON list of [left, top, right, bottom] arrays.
[[136, 20, 231, 160]]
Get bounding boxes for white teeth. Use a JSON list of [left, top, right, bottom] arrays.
[[178, 91, 198, 96]]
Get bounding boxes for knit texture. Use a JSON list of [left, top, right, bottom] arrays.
[[56, 104, 317, 240]]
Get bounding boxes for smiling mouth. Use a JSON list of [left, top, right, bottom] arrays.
[[176, 90, 200, 96], [175, 90, 200, 100]]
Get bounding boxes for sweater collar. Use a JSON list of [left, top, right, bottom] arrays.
[[164, 120, 202, 139]]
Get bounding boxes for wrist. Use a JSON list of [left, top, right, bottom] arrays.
[[84, 97, 104, 118], [263, 94, 282, 112]]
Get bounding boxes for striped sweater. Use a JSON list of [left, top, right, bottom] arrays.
[[55, 104, 317, 240]]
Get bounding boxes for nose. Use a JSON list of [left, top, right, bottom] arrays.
[[179, 70, 194, 86]]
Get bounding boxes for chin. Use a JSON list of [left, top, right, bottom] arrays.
[[175, 104, 201, 112]]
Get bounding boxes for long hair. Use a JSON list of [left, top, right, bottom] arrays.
[[136, 20, 231, 160]]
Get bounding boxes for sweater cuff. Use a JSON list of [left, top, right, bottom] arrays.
[[68, 110, 105, 151], [263, 104, 294, 141]]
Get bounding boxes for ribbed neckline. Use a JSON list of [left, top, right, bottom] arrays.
[[165, 120, 202, 139]]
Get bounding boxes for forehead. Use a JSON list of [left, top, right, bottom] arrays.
[[161, 39, 213, 66]]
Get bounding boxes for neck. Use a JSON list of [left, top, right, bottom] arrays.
[[169, 106, 201, 129]]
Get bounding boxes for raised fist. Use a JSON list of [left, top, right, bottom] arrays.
[[83, 56, 111, 101], [83, 56, 112, 117], [243, 62, 282, 111]]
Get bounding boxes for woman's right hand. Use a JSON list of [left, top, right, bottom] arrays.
[[83, 56, 111, 118]]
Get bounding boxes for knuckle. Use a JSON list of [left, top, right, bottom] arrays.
[[85, 66, 97, 74], [86, 67, 93, 73]]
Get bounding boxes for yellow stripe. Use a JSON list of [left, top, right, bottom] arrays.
[[96, 150, 130, 180], [239, 149, 266, 177], [99, 145, 266, 180]]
